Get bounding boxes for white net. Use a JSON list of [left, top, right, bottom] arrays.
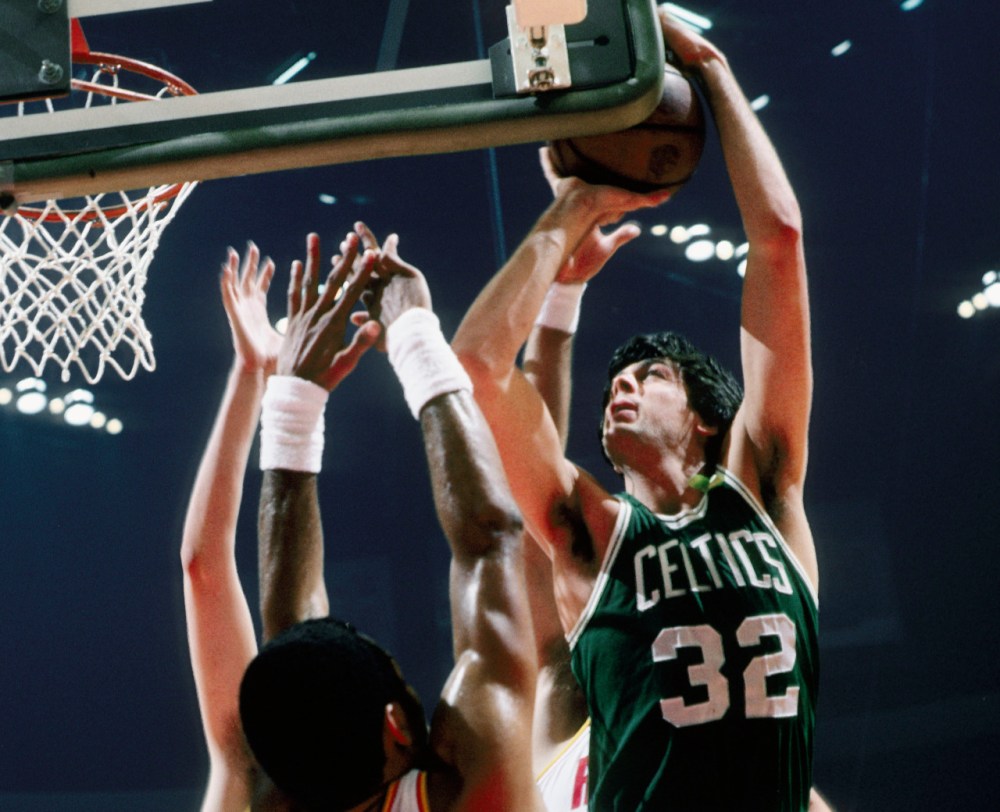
[[0, 53, 197, 383], [0, 185, 195, 383]]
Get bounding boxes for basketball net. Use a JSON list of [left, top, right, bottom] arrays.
[[0, 30, 197, 384]]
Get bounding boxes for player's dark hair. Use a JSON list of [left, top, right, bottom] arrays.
[[239, 617, 427, 812], [599, 331, 743, 472]]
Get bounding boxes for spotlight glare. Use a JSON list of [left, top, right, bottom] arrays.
[[272, 51, 317, 86], [662, 4, 712, 32], [735, 242, 750, 258], [16, 392, 47, 415], [715, 240, 735, 261], [49, 397, 65, 415], [687, 223, 711, 238], [972, 293, 988, 311], [685, 239, 716, 262], [983, 270, 997, 286], [64, 403, 94, 426], [900, 0, 924, 11], [957, 301, 976, 319], [63, 389, 95, 426], [90, 412, 107, 430], [831, 40, 852, 57], [737, 259, 748, 278], [0, 387, 11, 406], [15, 378, 47, 415], [985, 281, 1000, 308], [318, 193, 338, 205], [750, 95, 770, 111], [669, 225, 689, 243], [106, 418, 124, 435], [650, 224, 669, 237], [275, 316, 289, 335]]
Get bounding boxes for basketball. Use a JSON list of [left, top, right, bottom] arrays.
[[548, 63, 706, 193]]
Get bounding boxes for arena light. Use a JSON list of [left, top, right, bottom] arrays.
[[900, 0, 924, 11], [106, 418, 124, 435], [831, 40, 852, 57], [272, 52, 317, 85], [662, 4, 712, 32], [685, 239, 716, 262], [15, 378, 47, 415], [750, 95, 770, 111], [715, 240, 735, 261], [63, 389, 95, 427], [650, 224, 669, 237], [958, 269, 1000, 319], [0, 387, 11, 406]]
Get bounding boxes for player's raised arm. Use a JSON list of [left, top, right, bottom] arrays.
[[659, 8, 816, 586], [452, 168, 667, 570], [180, 244, 278, 811], [521, 221, 640, 774], [365, 230, 544, 811], [257, 233, 380, 639]]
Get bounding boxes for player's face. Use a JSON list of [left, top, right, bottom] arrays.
[[602, 358, 699, 466]]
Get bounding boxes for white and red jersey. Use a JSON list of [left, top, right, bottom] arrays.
[[382, 769, 431, 812], [535, 721, 590, 812]]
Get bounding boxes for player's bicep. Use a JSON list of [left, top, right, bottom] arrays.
[[470, 367, 583, 552]]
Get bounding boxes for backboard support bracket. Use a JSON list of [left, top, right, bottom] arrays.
[[0, 0, 71, 103], [505, 5, 573, 94]]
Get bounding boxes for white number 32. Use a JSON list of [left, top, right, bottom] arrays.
[[651, 613, 800, 728]]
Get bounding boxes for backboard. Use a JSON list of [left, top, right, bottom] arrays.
[[0, 0, 666, 205]]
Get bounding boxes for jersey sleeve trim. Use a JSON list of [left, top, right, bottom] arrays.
[[566, 497, 631, 651]]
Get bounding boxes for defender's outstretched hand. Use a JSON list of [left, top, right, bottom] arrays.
[[277, 232, 380, 390], [220, 242, 281, 374], [351, 222, 433, 345]]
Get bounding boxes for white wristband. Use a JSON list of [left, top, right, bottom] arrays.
[[259, 376, 328, 473], [534, 282, 587, 334], [386, 308, 473, 419]]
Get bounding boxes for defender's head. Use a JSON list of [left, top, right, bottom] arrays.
[[239, 617, 427, 811], [599, 331, 743, 473]]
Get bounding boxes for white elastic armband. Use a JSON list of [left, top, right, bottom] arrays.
[[534, 282, 587, 334], [260, 375, 329, 473], [386, 308, 473, 419]]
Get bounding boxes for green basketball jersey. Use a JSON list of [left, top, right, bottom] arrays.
[[568, 467, 819, 811]]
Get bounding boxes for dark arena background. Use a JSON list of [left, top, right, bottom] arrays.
[[0, 1, 997, 809]]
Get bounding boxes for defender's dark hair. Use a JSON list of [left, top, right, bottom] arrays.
[[239, 617, 426, 812], [600, 331, 744, 472]]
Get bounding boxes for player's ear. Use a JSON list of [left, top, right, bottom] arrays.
[[695, 421, 719, 437], [384, 701, 413, 747]]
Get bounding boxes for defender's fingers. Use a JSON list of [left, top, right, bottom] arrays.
[[335, 250, 377, 312], [301, 232, 322, 310], [325, 321, 382, 387], [239, 242, 259, 290], [355, 221, 380, 254], [287, 259, 304, 316], [257, 257, 276, 294]]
